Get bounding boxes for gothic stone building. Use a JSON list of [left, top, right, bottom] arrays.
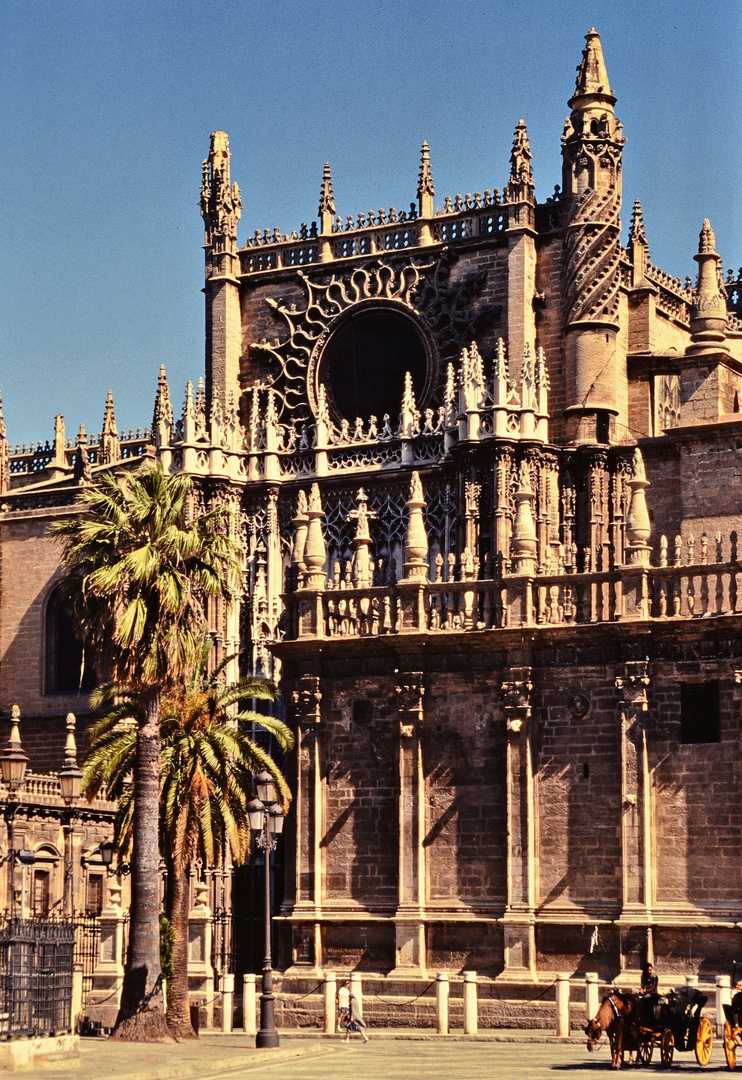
[[2, 29, 742, 1007]]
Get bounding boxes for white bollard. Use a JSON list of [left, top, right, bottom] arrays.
[[221, 973, 234, 1033], [556, 973, 570, 1037], [463, 971, 478, 1035], [717, 975, 732, 1037], [585, 972, 599, 1020], [242, 973, 257, 1035], [324, 971, 337, 1035], [685, 974, 699, 989], [349, 972, 363, 1019], [436, 973, 449, 1035]]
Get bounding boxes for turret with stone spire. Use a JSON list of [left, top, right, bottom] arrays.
[[561, 28, 626, 444], [319, 163, 336, 262], [505, 120, 535, 227], [688, 219, 728, 355], [152, 365, 173, 449], [200, 131, 243, 422], [100, 390, 120, 465]]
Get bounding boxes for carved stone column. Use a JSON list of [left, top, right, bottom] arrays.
[[287, 674, 323, 972], [615, 661, 653, 933], [393, 672, 426, 973], [500, 667, 536, 977]]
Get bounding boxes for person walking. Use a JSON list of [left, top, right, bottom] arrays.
[[345, 987, 369, 1044], [337, 981, 350, 1035]]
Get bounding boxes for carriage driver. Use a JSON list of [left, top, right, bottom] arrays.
[[731, 980, 742, 1026], [640, 963, 661, 1020]]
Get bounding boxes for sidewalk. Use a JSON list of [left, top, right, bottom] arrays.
[[23, 1028, 588, 1080]]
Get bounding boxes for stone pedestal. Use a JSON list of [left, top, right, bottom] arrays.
[[188, 882, 214, 1029], [85, 881, 126, 1029]]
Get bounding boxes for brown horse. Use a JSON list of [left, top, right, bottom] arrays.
[[584, 991, 641, 1069]]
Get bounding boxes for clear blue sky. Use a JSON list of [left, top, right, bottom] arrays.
[[1, 0, 740, 447]]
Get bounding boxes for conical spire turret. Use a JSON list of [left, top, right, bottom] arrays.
[[152, 365, 173, 447], [319, 163, 335, 230], [200, 131, 241, 263], [570, 27, 614, 104]]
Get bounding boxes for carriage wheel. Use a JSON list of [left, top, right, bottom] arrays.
[[725, 1021, 737, 1070], [660, 1028, 675, 1068], [637, 1032, 654, 1065], [695, 1016, 713, 1066]]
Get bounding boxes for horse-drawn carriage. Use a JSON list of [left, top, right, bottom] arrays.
[[722, 1003, 742, 1069], [585, 985, 713, 1069], [634, 986, 713, 1067]]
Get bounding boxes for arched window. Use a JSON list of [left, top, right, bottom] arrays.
[[45, 587, 97, 695]]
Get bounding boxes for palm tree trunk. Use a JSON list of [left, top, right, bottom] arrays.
[[111, 690, 174, 1041], [166, 865, 197, 1038]]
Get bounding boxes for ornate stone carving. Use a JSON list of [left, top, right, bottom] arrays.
[[292, 674, 322, 726], [395, 671, 424, 736], [501, 667, 533, 732]]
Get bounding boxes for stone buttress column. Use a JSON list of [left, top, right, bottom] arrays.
[[287, 674, 323, 972], [393, 672, 426, 973], [500, 667, 536, 976], [615, 660, 654, 963]]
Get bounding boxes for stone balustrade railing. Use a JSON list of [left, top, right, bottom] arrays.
[[9, 431, 151, 479], [286, 559, 742, 640], [0, 773, 117, 811]]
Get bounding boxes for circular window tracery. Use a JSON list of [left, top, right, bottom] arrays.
[[318, 306, 429, 425]]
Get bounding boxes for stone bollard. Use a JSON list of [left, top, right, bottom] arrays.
[[242, 973, 257, 1035], [585, 972, 599, 1020], [556, 973, 570, 1037], [221, 973, 234, 1033], [436, 973, 449, 1035], [463, 971, 478, 1035], [349, 972, 363, 1020], [324, 971, 337, 1035], [716, 975, 731, 1037], [686, 974, 699, 990]]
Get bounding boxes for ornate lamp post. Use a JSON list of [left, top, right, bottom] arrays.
[[248, 769, 285, 1049], [58, 713, 83, 917], [0, 706, 30, 918]]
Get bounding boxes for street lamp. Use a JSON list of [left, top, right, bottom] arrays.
[[58, 713, 83, 917], [248, 769, 285, 1049], [0, 705, 29, 918]]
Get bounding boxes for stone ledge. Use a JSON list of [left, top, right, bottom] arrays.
[[0, 1034, 79, 1071]]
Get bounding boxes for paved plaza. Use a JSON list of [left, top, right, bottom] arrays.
[[24, 1032, 734, 1080]]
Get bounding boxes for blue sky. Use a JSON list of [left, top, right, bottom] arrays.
[[1, 0, 740, 447]]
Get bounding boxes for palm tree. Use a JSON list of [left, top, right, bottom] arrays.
[[52, 464, 239, 1041], [83, 642, 293, 1039]]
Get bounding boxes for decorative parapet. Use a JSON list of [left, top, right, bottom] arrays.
[[283, 544, 742, 641]]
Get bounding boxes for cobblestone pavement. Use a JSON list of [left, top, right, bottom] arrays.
[[27, 1031, 734, 1080]]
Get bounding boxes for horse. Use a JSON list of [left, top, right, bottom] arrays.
[[584, 991, 641, 1069]]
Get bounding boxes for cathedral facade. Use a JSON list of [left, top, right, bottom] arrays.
[[2, 29, 742, 1009]]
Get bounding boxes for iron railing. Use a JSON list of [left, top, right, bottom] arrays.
[[0, 917, 74, 1039]]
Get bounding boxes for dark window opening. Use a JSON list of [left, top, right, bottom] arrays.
[[32, 870, 50, 917], [596, 411, 610, 444], [680, 681, 720, 744], [45, 588, 97, 695], [734, 391, 739, 413], [352, 700, 373, 726], [86, 874, 104, 915], [319, 307, 428, 424], [582, 762, 590, 779]]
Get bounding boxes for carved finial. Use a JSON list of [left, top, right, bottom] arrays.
[[628, 199, 647, 247], [572, 28, 613, 100], [625, 447, 652, 564], [699, 218, 716, 255], [183, 381, 195, 422], [403, 472, 429, 581], [0, 391, 5, 442], [510, 460, 537, 574], [152, 365, 173, 444], [303, 483, 327, 590], [400, 371, 420, 438], [417, 141, 435, 218], [73, 424, 92, 484], [689, 217, 728, 354], [319, 163, 336, 233], [100, 390, 120, 465], [509, 120, 533, 186]]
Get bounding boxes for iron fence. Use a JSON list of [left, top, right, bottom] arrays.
[[73, 914, 101, 998], [0, 917, 75, 1039]]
